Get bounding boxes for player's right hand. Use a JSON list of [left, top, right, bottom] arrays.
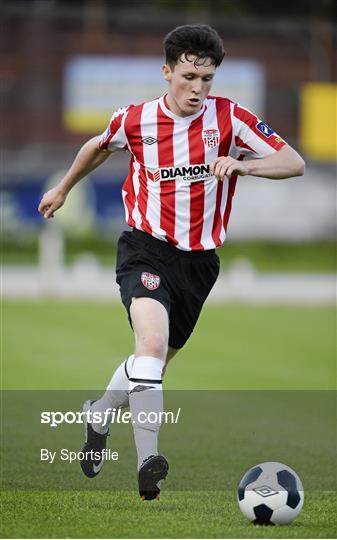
[[38, 187, 67, 219]]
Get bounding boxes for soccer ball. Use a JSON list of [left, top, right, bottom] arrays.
[[237, 462, 304, 525]]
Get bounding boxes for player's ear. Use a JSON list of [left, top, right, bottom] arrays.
[[162, 64, 172, 82]]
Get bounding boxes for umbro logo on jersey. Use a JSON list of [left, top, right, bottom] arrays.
[[146, 164, 213, 183], [142, 136, 158, 145]]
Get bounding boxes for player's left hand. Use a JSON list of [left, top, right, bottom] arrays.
[[209, 157, 249, 181]]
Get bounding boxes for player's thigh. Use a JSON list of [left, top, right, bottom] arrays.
[[130, 297, 170, 359]]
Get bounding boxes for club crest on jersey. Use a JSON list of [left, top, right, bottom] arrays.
[[141, 272, 160, 290], [202, 128, 220, 148]]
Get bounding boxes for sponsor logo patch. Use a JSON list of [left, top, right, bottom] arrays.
[[202, 128, 220, 148], [141, 272, 160, 290], [146, 164, 212, 183], [256, 121, 274, 138], [253, 485, 279, 497]]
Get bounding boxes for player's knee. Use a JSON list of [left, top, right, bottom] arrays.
[[136, 332, 168, 360]]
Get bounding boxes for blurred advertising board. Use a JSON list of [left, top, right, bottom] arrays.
[[63, 56, 265, 133], [300, 83, 336, 161]]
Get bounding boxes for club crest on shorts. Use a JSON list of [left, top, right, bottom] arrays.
[[141, 272, 160, 290], [202, 128, 220, 148]]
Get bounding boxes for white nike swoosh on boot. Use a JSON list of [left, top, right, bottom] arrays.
[[93, 460, 104, 473]]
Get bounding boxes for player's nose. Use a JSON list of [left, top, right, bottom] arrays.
[[191, 85, 201, 95], [191, 80, 202, 94]]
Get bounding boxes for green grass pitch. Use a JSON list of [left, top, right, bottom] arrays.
[[1, 300, 336, 538]]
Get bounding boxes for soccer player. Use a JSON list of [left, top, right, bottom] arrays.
[[38, 24, 305, 500]]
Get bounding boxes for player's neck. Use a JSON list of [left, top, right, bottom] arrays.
[[164, 93, 202, 118]]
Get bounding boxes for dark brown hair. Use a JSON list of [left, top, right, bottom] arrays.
[[163, 24, 225, 69]]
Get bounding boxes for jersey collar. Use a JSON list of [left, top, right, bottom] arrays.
[[159, 94, 206, 123]]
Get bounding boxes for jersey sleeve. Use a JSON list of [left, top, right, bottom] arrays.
[[98, 105, 131, 152], [232, 103, 286, 159]]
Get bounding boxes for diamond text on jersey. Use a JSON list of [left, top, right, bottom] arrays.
[[146, 164, 213, 183]]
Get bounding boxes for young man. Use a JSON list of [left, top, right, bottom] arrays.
[[38, 25, 305, 500]]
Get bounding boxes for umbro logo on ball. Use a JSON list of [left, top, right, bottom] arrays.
[[253, 485, 279, 497]]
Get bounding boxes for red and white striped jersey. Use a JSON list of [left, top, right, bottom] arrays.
[[99, 94, 286, 251]]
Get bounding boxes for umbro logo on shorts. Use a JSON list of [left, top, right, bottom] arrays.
[[141, 272, 160, 290]]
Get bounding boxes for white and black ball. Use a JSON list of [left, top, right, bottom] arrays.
[[237, 462, 304, 525]]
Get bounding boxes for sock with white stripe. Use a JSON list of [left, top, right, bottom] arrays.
[[129, 355, 165, 470], [90, 355, 134, 434]]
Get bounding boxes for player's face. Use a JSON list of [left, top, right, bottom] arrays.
[[162, 55, 216, 117]]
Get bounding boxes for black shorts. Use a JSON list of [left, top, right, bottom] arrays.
[[115, 229, 220, 349]]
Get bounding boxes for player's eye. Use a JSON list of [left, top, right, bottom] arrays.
[[183, 75, 194, 80]]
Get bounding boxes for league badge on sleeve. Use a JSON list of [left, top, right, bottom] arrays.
[[202, 128, 220, 148], [141, 272, 160, 290], [99, 126, 111, 145], [256, 122, 274, 138]]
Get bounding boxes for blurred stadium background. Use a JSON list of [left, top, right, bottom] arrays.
[[1, 5, 336, 537], [1, 0, 336, 303]]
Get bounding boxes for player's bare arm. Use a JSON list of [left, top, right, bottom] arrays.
[[38, 136, 111, 219], [210, 145, 305, 181]]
